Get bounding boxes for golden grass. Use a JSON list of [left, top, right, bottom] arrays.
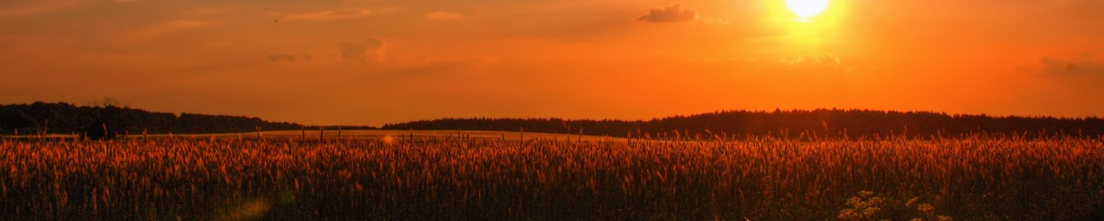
[[0, 135, 1102, 220]]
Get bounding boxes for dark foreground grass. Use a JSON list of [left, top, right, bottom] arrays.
[[1, 136, 1103, 220]]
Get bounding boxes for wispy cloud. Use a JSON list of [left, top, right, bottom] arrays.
[[1040, 54, 1104, 76], [267, 53, 313, 62], [340, 38, 385, 61], [267, 54, 298, 62], [181, 7, 231, 16], [277, 9, 372, 22], [1033, 54, 1104, 96], [780, 54, 847, 74], [638, 4, 698, 23], [0, 0, 84, 19], [121, 20, 214, 43]]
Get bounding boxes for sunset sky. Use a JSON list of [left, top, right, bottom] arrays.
[[2, 0, 1103, 125]]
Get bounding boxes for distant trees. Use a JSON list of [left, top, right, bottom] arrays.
[[0, 108, 39, 135], [382, 109, 1104, 140], [0, 102, 302, 138], [7, 101, 1102, 140]]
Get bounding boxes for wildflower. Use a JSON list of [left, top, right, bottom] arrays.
[[838, 209, 856, 219], [868, 197, 885, 205], [859, 190, 875, 198], [905, 197, 920, 207], [917, 203, 935, 213], [910, 218, 922, 221], [862, 207, 881, 217], [936, 215, 953, 221], [846, 197, 862, 206]]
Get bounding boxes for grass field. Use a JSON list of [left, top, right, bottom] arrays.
[[1, 133, 1103, 220]]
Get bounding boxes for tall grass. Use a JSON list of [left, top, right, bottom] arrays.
[[0, 136, 1102, 220]]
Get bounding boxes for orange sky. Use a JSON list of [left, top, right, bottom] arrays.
[[2, 0, 1103, 125]]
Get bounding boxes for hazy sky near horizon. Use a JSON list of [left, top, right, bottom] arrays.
[[2, 0, 1103, 125]]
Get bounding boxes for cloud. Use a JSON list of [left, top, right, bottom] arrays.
[[426, 11, 460, 21], [1034, 54, 1104, 96], [268, 54, 295, 62], [784, 54, 841, 66], [181, 7, 230, 16], [638, 4, 698, 23], [340, 38, 385, 61], [779, 54, 847, 74], [267, 53, 314, 62], [1040, 54, 1104, 76], [0, 0, 83, 19], [122, 20, 213, 42], [279, 9, 372, 22]]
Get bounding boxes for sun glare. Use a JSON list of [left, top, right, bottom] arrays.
[[785, 0, 829, 19]]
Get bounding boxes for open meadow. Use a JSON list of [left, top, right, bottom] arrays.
[[6, 0, 1104, 220], [1, 133, 1103, 220]]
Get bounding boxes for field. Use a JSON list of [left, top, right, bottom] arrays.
[[1, 132, 1103, 220]]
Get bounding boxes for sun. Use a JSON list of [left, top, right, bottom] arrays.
[[785, 0, 829, 19]]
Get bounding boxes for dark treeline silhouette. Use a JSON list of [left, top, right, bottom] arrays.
[[382, 109, 1104, 140], [0, 102, 302, 138], [6, 102, 1102, 140]]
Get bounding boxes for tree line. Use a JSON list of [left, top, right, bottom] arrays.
[[382, 109, 1104, 140], [0, 102, 302, 139], [5, 102, 1102, 140]]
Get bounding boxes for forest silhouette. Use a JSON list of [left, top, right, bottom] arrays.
[[3, 102, 1102, 140], [0, 102, 301, 139], [383, 109, 1104, 140]]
